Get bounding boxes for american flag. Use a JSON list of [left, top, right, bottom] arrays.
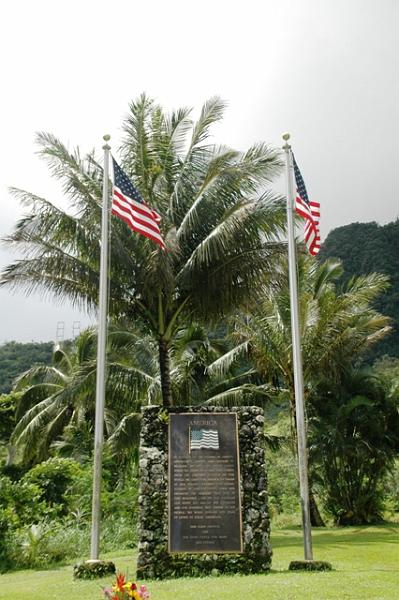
[[111, 158, 165, 250], [190, 428, 219, 451], [293, 156, 320, 256]]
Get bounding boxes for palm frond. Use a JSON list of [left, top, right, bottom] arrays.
[[205, 383, 273, 407], [106, 412, 142, 455], [206, 342, 249, 377], [313, 259, 343, 298], [175, 147, 240, 240], [11, 393, 64, 446], [120, 93, 154, 199], [189, 96, 226, 150], [35, 132, 102, 211]]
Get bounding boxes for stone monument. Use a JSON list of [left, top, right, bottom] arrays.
[[137, 406, 272, 579]]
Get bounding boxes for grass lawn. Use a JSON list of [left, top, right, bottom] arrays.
[[1, 524, 398, 600]]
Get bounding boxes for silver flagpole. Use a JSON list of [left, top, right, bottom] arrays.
[[90, 134, 111, 560], [282, 133, 313, 561]]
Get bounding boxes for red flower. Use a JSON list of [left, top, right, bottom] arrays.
[[114, 572, 127, 592]]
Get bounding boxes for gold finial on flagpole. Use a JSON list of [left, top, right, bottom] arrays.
[[282, 132, 291, 149], [103, 134, 111, 149]]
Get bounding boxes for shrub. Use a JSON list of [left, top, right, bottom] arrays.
[[22, 457, 84, 514], [73, 560, 116, 580], [384, 459, 399, 514], [309, 371, 399, 525], [0, 459, 139, 571], [289, 560, 332, 571], [0, 475, 47, 526], [3, 514, 137, 571], [0, 512, 12, 572], [66, 464, 139, 529], [18, 524, 48, 568], [0, 463, 27, 481], [266, 443, 300, 517], [0, 475, 47, 571]]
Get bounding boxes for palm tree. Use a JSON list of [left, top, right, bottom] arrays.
[[11, 327, 155, 464], [11, 318, 257, 464], [11, 331, 95, 464], [208, 254, 392, 524], [211, 255, 391, 411], [1, 95, 286, 407]]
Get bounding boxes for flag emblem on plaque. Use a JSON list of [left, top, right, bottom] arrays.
[[190, 428, 219, 450]]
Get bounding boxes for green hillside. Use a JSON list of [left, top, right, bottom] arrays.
[[319, 220, 399, 360], [0, 341, 54, 393]]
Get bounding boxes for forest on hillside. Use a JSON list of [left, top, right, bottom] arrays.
[[0, 341, 53, 393], [319, 219, 399, 361]]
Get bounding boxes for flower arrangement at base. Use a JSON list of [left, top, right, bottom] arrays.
[[103, 572, 150, 600]]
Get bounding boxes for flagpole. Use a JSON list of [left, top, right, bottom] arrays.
[[90, 134, 111, 560], [282, 133, 313, 561]]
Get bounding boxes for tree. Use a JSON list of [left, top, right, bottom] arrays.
[[208, 254, 392, 523], [10, 321, 244, 465], [1, 95, 286, 407], [10, 328, 151, 464], [309, 370, 399, 524], [210, 254, 391, 413], [168, 322, 265, 407]]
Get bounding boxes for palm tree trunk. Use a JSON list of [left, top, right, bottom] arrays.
[[159, 337, 173, 407], [6, 444, 16, 466], [309, 488, 326, 527]]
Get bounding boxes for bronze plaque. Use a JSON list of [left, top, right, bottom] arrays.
[[168, 412, 243, 553]]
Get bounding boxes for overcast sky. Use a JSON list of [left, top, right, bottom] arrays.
[[1, 0, 398, 344]]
